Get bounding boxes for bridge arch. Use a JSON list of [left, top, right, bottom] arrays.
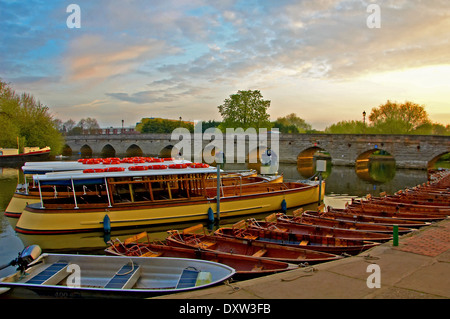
[[428, 151, 450, 170], [62, 144, 73, 156], [126, 144, 143, 157], [101, 144, 116, 158], [159, 145, 179, 158], [80, 144, 93, 157], [246, 146, 278, 173], [297, 147, 331, 178]]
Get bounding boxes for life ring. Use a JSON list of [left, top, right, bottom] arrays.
[[169, 163, 188, 169], [83, 168, 105, 173], [163, 157, 175, 161], [189, 163, 210, 168], [85, 159, 100, 165], [148, 165, 168, 169], [106, 167, 125, 172], [129, 165, 148, 171], [152, 158, 164, 162]]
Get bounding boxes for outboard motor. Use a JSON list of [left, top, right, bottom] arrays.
[[0, 245, 42, 272]]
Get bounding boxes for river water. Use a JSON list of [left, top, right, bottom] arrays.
[[0, 160, 428, 277]]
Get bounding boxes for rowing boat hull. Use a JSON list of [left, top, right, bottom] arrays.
[[215, 227, 379, 255], [165, 232, 342, 264], [105, 242, 297, 280], [15, 182, 323, 234], [295, 212, 415, 234], [321, 209, 431, 228], [247, 220, 392, 242]]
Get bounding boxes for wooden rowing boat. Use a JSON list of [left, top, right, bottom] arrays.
[[105, 233, 297, 280], [245, 218, 392, 242], [164, 226, 342, 264], [352, 198, 450, 215], [303, 209, 429, 228], [0, 245, 235, 299], [215, 222, 380, 255], [343, 204, 448, 221], [276, 210, 415, 234]]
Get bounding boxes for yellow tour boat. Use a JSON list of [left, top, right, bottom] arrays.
[[15, 163, 323, 234]]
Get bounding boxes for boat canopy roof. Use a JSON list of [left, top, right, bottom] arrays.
[[33, 165, 220, 186], [22, 158, 191, 174]]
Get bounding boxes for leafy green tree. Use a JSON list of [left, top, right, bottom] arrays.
[[218, 90, 272, 130], [198, 120, 221, 132], [369, 100, 430, 134], [325, 120, 369, 134], [137, 118, 194, 133], [273, 113, 311, 133], [0, 80, 63, 154], [413, 123, 449, 135], [77, 117, 100, 134]]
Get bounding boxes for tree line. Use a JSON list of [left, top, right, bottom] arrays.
[[0, 80, 63, 154], [1, 81, 449, 157]]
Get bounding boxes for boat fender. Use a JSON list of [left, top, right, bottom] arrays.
[[207, 207, 214, 223], [281, 199, 287, 212], [103, 214, 111, 234]]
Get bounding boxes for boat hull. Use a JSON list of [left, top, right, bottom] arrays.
[[215, 227, 379, 255], [0, 148, 50, 165], [165, 232, 342, 264], [105, 242, 297, 280], [0, 253, 235, 299]]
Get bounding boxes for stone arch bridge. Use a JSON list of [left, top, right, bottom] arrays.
[[63, 133, 450, 170]]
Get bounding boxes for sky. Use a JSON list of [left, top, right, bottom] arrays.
[[1, 0, 449, 130]]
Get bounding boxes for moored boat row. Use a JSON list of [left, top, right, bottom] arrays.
[[1, 161, 447, 299]]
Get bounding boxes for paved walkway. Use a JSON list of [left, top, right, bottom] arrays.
[[154, 219, 450, 299]]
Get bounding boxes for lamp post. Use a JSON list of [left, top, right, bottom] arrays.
[[362, 111, 366, 134]]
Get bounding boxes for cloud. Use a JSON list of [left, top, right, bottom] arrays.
[[2, 0, 449, 128], [63, 34, 176, 82]]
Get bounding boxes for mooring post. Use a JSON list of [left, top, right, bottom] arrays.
[[216, 164, 220, 222], [393, 225, 399, 246], [316, 160, 326, 206]]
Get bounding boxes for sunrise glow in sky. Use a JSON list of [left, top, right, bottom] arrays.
[[1, 0, 449, 130]]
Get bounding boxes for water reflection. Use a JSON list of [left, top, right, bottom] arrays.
[[355, 158, 396, 183]]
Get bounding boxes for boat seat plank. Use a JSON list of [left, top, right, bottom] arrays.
[[104, 263, 141, 289], [197, 241, 216, 249], [299, 240, 309, 246], [252, 249, 267, 257], [140, 251, 163, 257], [26, 261, 69, 285], [176, 268, 199, 289]]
